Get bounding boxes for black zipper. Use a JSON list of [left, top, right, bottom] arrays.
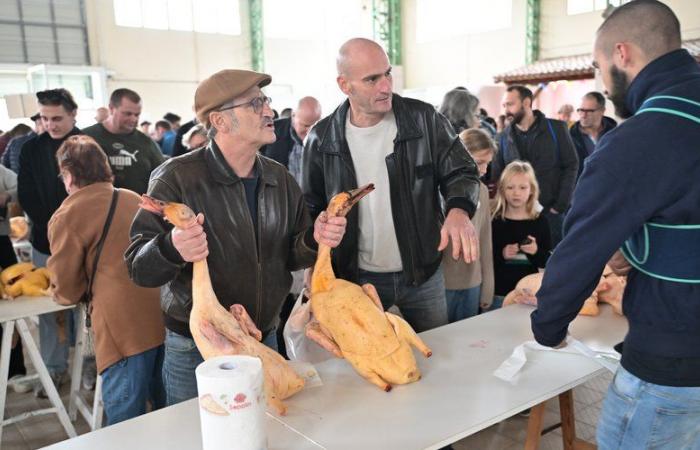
[[255, 182, 264, 326]]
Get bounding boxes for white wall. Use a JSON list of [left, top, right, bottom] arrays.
[[402, 0, 527, 116], [541, 0, 700, 59], [261, 0, 375, 115], [80, 0, 700, 125], [85, 0, 251, 123]]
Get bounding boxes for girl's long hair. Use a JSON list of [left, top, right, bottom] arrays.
[[492, 160, 540, 220]]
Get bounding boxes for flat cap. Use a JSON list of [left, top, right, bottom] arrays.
[[195, 69, 271, 126]]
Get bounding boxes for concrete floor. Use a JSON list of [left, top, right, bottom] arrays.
[[2, 320, 612, 450]]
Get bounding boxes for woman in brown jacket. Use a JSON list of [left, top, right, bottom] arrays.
[[47, 135, 165, 425]]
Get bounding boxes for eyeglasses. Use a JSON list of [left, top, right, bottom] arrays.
[[576, 108, 601, 114], [218, 96, 272, 115]]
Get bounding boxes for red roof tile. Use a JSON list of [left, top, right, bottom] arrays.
[[494, 38, 700, 84]]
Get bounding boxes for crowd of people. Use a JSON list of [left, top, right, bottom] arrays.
[[0, 0, 697, 447]]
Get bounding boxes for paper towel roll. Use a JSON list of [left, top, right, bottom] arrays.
[[196, 355, 267, 450]]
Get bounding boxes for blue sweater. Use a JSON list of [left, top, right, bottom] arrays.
[[531, 50, 700, 369]]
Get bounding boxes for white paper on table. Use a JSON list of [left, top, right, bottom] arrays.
[[494, 336, 620, 383]]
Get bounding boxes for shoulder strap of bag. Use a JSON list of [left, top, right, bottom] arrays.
[[84, 188, 120, 327]]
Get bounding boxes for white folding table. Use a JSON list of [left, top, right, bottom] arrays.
[[277, 303, 626, 450], [42, 398, 323, 450], [0, 296, 77, 447], [40, 304, 627, 450]]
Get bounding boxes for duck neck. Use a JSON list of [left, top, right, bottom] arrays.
[[311, 243, 335, 294], [192, 258, 217, 307]]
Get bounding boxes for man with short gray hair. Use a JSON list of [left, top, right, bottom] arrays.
[[569, 91, 617, 180], [126, 69, 344, 406]]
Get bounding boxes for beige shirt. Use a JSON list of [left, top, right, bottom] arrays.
[[346, 112, 402, 272], [442, 182, 495, 306]]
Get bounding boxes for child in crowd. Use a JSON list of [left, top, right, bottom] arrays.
[[443, 129, 495, 322], [491, 161, 551, 309]]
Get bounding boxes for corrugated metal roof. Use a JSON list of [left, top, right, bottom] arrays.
[[494, 38, 700, 84]]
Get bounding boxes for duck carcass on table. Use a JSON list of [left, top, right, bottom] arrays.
[[306, 184, 432, 392], [139, 196, 304, 415], [503, 266, 626, 316]]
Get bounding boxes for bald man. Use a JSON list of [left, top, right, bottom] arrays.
[[302, 38, 481, 333], [95, 106, 109, 123], [530, 1, 700, 447], [262, 96, 321, 185]]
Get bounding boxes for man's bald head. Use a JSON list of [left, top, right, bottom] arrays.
[[596, 0, 681, 61], [296, 96, 321, 117], [336, 38, 388, 77], [292, 96, 322, 141]]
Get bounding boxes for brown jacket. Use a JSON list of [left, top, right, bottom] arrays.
[[48, 183, 164, 373]]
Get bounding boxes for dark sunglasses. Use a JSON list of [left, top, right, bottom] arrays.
[[218, 96, 272, 115]]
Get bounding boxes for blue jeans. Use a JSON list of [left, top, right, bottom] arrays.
[[483, 295, 505, 313], [597, 365, 700, 450], [100, 345, 166, 426], [445, 286, 481, 323], [34, 249, 74, 375], [358, 266, 448, 333], [163, 326, 278, 406]]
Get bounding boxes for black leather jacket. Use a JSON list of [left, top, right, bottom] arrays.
[[125, 141, 316, 336], [302, 94, 480, 286]]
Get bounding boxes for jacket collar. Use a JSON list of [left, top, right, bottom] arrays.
[[204, 140, 278, 187], [62, 182, 113, 207], [506, 109, 546, 138], [571, 116, 617, 137], [626, 49, 699, 114], [319, 93, 423, 154]]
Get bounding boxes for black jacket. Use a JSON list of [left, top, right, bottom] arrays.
[[569, 116, 617, 179], [18, 128, 80, 254], [493, 111, 579, 212], [125, 142, 316, 336], [261, 118, 299, 168], [172, 119, 197, 158], [302, 94, 481, 286]]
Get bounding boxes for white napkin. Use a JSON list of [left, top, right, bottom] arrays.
[[494, 336, 619, 383]]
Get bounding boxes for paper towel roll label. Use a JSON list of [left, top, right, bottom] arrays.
[[199, 394, 229, 416], [200, 390, 260, 414]]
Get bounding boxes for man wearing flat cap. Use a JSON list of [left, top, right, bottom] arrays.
[[126, 69, 346, 405]]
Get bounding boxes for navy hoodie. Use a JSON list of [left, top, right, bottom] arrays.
[[531, 49, 700, 385]]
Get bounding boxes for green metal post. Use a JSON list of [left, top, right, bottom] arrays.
[[526, 0, 540, 64], [372, 0, 402, 65], [248, 0, 264, 72]]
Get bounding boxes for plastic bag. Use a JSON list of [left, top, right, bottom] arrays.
[[283, 289, 333, 364]]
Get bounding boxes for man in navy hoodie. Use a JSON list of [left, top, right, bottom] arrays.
[[531, 1, 700, 448]]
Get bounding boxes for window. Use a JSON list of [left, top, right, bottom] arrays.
[[567, 0, 623, 16], [113, 0, 241, 35], [0, 0, 89, 65], [416, 0, 512, 43]]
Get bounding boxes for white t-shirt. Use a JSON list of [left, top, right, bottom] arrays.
[[346, 111, 403, 272]]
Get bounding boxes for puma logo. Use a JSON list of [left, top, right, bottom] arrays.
[[118, 149, 139, 162]]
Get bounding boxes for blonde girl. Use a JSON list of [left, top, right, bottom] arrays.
[[442, 128, 495, 322], [490, 161, 551, 309]]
